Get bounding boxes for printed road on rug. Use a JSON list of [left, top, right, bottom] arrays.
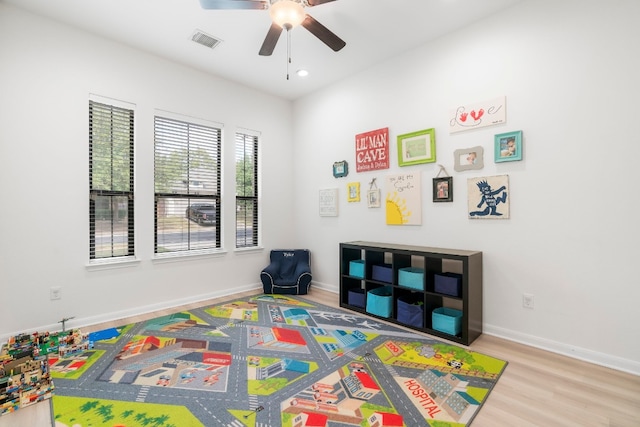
[[51, 294, 507, 427]]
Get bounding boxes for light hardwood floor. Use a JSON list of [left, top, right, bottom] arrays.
[[3, 288, 639, 427]]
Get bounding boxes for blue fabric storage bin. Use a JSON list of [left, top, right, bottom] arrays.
[[366, 286, 393, 318], [396, 297, 424, 328], [349, 260, 365, 278], [398, 267, 424, 290], [372, 264, 393, 283], [432, 307, 462, 335], [434, 272, 462, 297], [348, 288, 366, 308]]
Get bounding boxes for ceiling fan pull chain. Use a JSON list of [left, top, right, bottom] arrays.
[[286, 27, 292, 80]]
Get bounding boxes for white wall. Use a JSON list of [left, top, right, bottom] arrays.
[[0, 4, 296, 338], [293, 0, 640, 374]]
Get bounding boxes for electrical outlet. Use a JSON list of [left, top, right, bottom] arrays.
[[523, 293, 534, 309], [50, 286, 62, 300]]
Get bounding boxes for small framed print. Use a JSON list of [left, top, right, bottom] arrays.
[[433, 177, 453, 203], [494, 130, 523, 162], [319, 188, 339, 217], [333, 160, 348, 178], [454, 146, 484, 172], [367, 189, 381, 208], [347, 182, 360, 202]]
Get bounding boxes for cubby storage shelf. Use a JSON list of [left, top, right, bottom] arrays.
[[339, 241, 483, 346]]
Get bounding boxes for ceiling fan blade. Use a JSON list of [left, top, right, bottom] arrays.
[[259, 23, 284, 56], [307, 0, 337, 6], [301, 14, 346, 52], [198, 0, 268, 10]]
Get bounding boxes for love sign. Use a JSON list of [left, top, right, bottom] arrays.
[[449, 96, 506, 134]]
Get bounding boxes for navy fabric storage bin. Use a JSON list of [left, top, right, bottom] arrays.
[[366, 286, 393, 318], [348, 289, 366, 308], [432, 307, 462, 335], [396, 297, 424, 328], [434, 272, 462, 297], [372, 264, 393, 283], [398, 267, 424, 290], [349, 260, 365, 278]]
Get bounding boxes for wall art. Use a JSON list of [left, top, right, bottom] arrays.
[[319, 188, 338, 216], [397, 128, 436, 167], [449, 96, 506, 134], [385, 172, 421, 225], [433, 177, 453, 203], [333, 160, 348, 178], [355, 127, 389, 172], [467, 175, 509, 219], [494, 130, 523, 162], [454, 146, 484, 172], [367, 178, 380, 208], [367, 190, 381, 208], [347, 182, 360, 202]]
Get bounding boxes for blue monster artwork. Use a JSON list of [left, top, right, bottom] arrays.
[[469, 179, 508, 217]]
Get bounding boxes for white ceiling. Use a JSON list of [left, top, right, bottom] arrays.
[[4, 0, 524, 100]]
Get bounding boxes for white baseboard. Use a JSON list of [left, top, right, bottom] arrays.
[[0, 283, 262, 344], [310, 282, 640, 376], [309, 281, 339, 294], [484, 324, 640, 376], [5, 281, 636, 376]]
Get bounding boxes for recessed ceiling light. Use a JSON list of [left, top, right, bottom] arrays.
[[296, 69, 309, 77]]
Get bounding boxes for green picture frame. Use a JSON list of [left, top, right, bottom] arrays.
[[397, 128, 436, 167], [494, 130, 523, 162]]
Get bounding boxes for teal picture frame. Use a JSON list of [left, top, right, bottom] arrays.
[[397, 128, 436, 167], [494, 130, 523, 162], [333, 160, 348, 178]]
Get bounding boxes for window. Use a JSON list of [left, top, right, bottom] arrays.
[[235, 131, 259, 248], [154, 115, 221, 254], [89, 100, 135, 260]]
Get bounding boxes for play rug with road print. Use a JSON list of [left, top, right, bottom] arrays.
[[51, 294, 507, 427]]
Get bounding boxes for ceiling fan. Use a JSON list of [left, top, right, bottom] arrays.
[[198, 0, 346, 56]]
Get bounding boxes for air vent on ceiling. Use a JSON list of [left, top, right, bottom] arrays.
[[191, 30, 222, 49]]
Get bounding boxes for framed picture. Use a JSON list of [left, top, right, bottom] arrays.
[[494, 130, 523, 162], [467, 175, 509, 219], [319, 188, 338, 217], [347, 182, 360, 202], [397, 128, 436, 167], [433, 177, 453, 202], [333, 160, 348, 178], [367, 189, 381, 208], [454, 146, 484, 172]]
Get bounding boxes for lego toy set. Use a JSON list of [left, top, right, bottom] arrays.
[[0, 328, 90, 416]]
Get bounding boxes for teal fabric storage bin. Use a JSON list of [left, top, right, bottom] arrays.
[[398, 267, 424, 290], [432, 307, 462, 335], [366, 286, 393, 318], [349, 260, 365, 278]]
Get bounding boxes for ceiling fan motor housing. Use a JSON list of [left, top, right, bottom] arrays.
[[270, 0, 306, 29]]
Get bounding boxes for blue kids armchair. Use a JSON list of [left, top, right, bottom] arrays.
[[261, 249, 312, 295]]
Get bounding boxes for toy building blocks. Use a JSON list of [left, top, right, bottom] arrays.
[[1, 340, 53, 416], [1, 328, 90, 416]]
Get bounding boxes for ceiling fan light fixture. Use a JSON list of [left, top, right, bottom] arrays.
[[270, 0, 305, 29]]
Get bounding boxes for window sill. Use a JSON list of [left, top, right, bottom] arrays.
[[234, 246, 264, 255], [152, 249, 227, 264], [86, 257, 141, 271]]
